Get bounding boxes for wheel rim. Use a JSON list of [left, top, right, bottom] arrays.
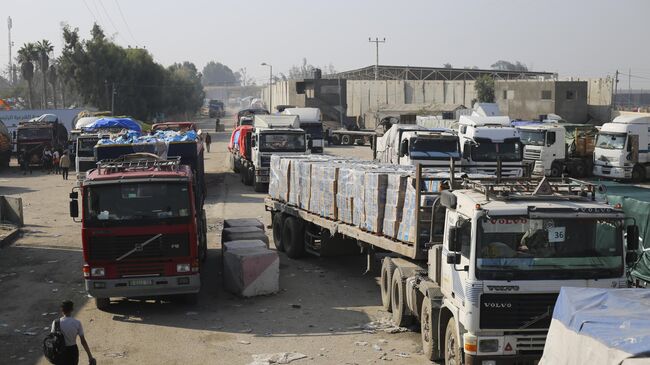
[[447, 330, 458, 365]]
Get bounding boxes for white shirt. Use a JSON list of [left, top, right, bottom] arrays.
[[51, 316, 84, 347], [53, 151, 60, 159]]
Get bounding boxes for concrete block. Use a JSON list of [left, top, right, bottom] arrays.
[[222, 227, 269, 245], [222, 239, 267, 254], [0, 196, 23, 227], [223, 218, 264, 230], [223, 247, 279, 297]]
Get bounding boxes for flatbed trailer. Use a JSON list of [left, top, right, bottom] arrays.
[[330, 129, 376, 146]]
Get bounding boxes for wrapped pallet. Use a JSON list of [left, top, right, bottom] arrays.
[[287, 156, 313, 207], [397, 176, 440, 243], [309, 162, 340, 219], [351, 167, 368, 227], [383, 172, 410, 238], [364, 171, 389, 233], [336, 164, 357, 224], [268, 155, 283, 201]]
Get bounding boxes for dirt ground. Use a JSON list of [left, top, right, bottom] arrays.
[[0, 117, 434, 365]]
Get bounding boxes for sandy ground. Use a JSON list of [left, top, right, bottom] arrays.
[[0, 117, 433, 365]]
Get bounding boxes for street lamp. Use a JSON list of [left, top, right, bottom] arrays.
[[261, 62, 272, 111]]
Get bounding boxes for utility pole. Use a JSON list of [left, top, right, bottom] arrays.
[[368, 37, 386, 80], [628, 68, 632, 109], [613, 70, 619, 111], [7, 16, 13, 84], [111, 82, 117, 115]]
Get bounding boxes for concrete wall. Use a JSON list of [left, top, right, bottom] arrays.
[[587, 78, 614, 124], [346, 80, 476, 118], [554, 81, 589, 123], [260, 81, 305, 111]]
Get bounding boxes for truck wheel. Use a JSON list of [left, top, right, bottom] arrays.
[[572, 161, 587, 178], [246, 168, 255, 186], [380, 258, 396, 312], [391, 267, 413, 327], [332, 135, 341, 145], [421, 298, 442, 361], [444, 317, 461, 365], [272, 213, 285, 252], [550, 162, 562, 177], [95, 297, 110, 311], [341, 135, 351, 145], [282, 216, 305, 259], [632, 165, 645, 182]]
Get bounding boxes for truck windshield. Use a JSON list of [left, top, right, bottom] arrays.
[[77, 137, 100, 158], [84, 182, 191, 227], [410, 138, 459, 159], [471, 141, 522, 162], [476, 217, 623, 280], [18, 128, 52, 141], [301, 125, 323, 139], [259, 133, 306, 152], [518, 130, 545, 146], [596, 133, 626, 150]]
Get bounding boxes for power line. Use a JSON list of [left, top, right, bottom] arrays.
[[97, 0, 127, 43], [81, 0, 99, 23], [114, 0, 138, 45]]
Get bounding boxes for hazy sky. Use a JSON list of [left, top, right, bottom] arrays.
[[3, 0, 650, 87]]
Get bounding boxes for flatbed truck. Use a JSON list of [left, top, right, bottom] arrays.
[[265, 165, 637, 364]]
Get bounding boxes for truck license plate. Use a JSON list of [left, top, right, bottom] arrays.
[[128, 279, 153, 286]]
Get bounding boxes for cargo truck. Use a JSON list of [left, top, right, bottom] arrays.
[[593, 115, 650, 182], [16, 114, 68, 166], [266, 163, 637, 364], [374, 124, 460, 168], [282, 107, 325, 153], [517, 122, 596, 177], [240, 115, 308, 193], [0, 119, 11, 168], [69, 155, 207, 309]]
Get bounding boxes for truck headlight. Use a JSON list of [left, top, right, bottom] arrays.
[[479, 339, 499, 353], [176, 263, 191, 273], [90, 267, 105, 277]]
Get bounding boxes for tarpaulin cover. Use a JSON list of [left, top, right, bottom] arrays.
[[540, 287, 650, 365], [597, 182, 650, 284], [97, 130, 198, 145], [83, 117, 141, 132]]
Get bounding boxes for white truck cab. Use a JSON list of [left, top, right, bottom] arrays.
[[282, 107, 324, 153], [593, 115, 650, 181], [519, 124, 566, 176], [458, 115, 524, 177], [249, 114, 308, 192], [375, 124, 460, 168]]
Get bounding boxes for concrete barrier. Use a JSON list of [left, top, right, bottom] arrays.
[[222, 226, 269, 245], [0, 196, 23, 227], [223, 218, 265, 230], [223, 247, 279, 297]]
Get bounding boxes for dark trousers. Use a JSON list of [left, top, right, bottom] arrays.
[[57, 345, 79, 365], [62, 168, 69, 180]]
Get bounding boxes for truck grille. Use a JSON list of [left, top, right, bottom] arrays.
[[260, 155, 271, 168], [116, 262, 166, 277], [523, 149, 541, 160], [88, 233, 190, 261], [480, 293, 558, 329], [514, 333, 547, 354]]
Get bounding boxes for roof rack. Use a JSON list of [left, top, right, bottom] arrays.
[[96, 156, 181, 175], [462, 176, 598, 201]]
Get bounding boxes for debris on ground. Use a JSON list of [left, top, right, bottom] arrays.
[[395, 352, 410, 358], [372, 344, 382, 351], [354, 341, 368, 346], [362, 318, 409, 334], [238, 340, 251, 345], [248, 352, 307, 365], [104, 351, 127, 358]]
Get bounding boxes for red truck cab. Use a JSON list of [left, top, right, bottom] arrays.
[[69, 156, 203, 309]]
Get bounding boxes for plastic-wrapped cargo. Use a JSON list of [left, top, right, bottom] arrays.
[[288, 156, 324, 207], [351, 167, 368, 227], [336, 164, 357, 224], [310, 162, 340, 219], [397, 176, 441, 243], [364, 171, 389, 233], [268, 155, 298, 202], [268, 155, 283, 201], [383, 171, 410, 238]]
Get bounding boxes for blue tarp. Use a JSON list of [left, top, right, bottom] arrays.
[[96, 130, 199, 145], [552, 287, 650, 356], [83, 117, 142, 132]]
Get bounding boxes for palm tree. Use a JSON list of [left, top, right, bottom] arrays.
[[48, 64, 58, 109], [16, 43, 38, 109], [36, 40, 54, 108]]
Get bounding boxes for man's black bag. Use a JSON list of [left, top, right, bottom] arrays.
[[43, 318, 65, 363]]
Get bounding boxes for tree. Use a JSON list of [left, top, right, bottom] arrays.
[[36, 40, 54, 108], [491, 60, 528, 72], [16, 43, 38, 108], [443, 63, 453, 68], [475, 75, 495, 103], [201, 61, 239, 86], [48, 64, 58, 108]]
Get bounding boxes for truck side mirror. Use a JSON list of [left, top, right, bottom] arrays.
[[627, 225, 640, 251], [69, 191, 78, 199], [251, 136, 256, 147], [546, 131, 556, 146], [69, 199, 79, 218], [448, 227, 462, 252], [446, 252, 461, 265], [399, 139, 409, 157]]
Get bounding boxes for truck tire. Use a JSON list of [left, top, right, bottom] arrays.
[[282, 216, 305, 259], [380, 258, 396, 312], [573, 160, 587, 178], [421, 298, 442, 361], [341, 135, 351, 145], [332, 135, 341, 145], [444, 317, 461, 365], [550, 161, 562, 177], [632, 165, 645, 182], [272, 213, 285, 252], [95, 297, 110, 311], [391, 267, 413, 327], [254, 181, 267, 193]]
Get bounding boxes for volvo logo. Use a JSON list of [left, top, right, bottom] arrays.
[[134, 243, 144, 252], [487, 285, 520, 291], [484, 302, 512, 308]]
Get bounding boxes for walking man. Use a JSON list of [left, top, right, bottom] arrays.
[[51, 300, 95, 365], [60, 151, 71, 180], [205, 132, 212, 153], [53, 149, 61, 175]]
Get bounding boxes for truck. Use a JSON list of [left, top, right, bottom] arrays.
[[16, 114, 68, 166], [239, 114, 308, 193], [282, 107, 325, 153], [458, 115, 526, 177], [68, 155, 207, 309], [0, 119, 12, 168], [266, 162, 637, 364], [228, 124, 253, 176], [592, 115, 650, 182], [374, 124, 460, 167], [517, 122, 596, 177]]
